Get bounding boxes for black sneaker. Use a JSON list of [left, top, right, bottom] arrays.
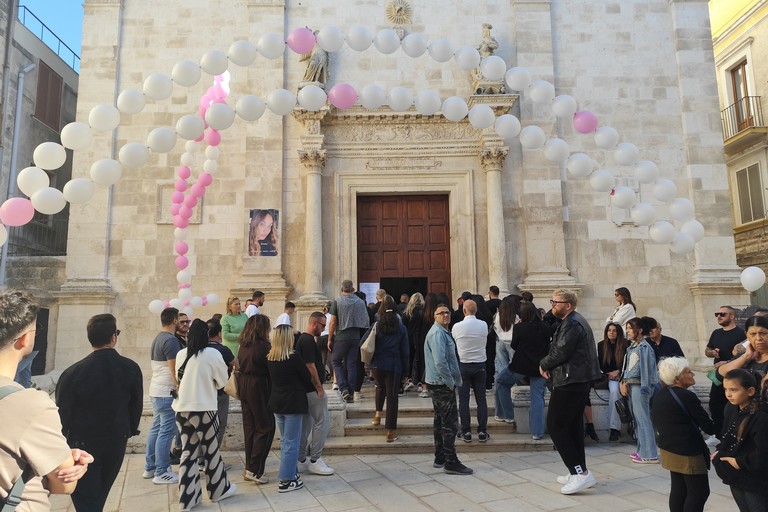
[[278, 477, 304, 493], [444, 461, 473, 475], [478, 431, 490, 443], [461, 432, 472, 443], [433, 458, 445, 469], [609, 429, 620, 442], [341, 390, 350, 402]]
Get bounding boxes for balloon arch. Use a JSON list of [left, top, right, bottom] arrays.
[[2, 25, 764, 312]]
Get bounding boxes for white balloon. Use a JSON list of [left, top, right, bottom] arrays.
[[519, 125, 546, 150], [174, 227, 188, 240], [143, 73, 173, 101], [177, 270, 191, 284], [31, 187, 67, 215], [118, 142, 149, 168], [614, 142, 639, 166], [203, 160, 217, 174], [360, 84, 387, 110], [0, 225, 6, 247], [428, 39, 453, 62], [257, 32, 285, 59], [200, 50, 228, 75], [148, 299, 165, 314], [205, 103, 236, 130], [505, 67, 531, 92], [298, 85, 327, 111], [228, 40, 258, 66], [185, 140, 199, 153], [146, 127, 177, 153], [89, 104, 121, 131], [206, 293, 220, 305], [589, 169, 615, 192], [388, 87, 413, 112], [670, 232, 696, 255], [453, 46, 480, 70], [630, 202, 657, 226], [169, 298, 183, 309], [17, 167, 50, 197], [649, 220, 676, 244], [551, 95, 577, 118], [528, 80, 555, 105], [63, 178, 95, 204], [235, 95, 266, 121], [494, 114, 521, 139], [680, 219, 705, 242], [33, 142, 67, 170], [180, 153, 195, 167], [567, 153, 594, 177], [635, 160, 659, 184], [116, 89, 145, 115], [594, 126, 619, 149], [401, 33, 428, 58], [176, 115, 206, 140], [178, 288, 193, 300], [653, 178, 677, 203], [265, 89, 296, 116], [610, 185, 637, 209], [171, 60, 201, 87], [190, 296, 203, 308], [373, 29, 401, 54], [317, 26, 345, 52], [543, 138, 570, 162], [415, 90, 442, 116], [669, 197, 695, 222], [441, 96, 468, 122], [346, 26, 374, 52], [468, 104, 496, 130], [182, 306, 194, 316], [480, 56, 507, 81], [740, 266, 767, 292], [90, 159, 122, 186], [60, 122, 93, 150], [205, 146, 219, 160]]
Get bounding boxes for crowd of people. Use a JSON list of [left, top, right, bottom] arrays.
[[2, 285, 768, 512]]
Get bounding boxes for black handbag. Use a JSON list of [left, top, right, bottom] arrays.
[[615, 396, 631, 424]]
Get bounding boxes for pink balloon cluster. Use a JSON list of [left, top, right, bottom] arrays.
[[573, 110, 598, 134]]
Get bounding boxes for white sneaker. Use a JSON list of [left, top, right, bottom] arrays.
[[354, 392, 361, 401], [243, 470, 268, 484], [142, 469, 154, 479], [705, 435, 719, 447], [152, 470, 179, 484], [308, 457, 335, 475], [212, 482, 237, 502], [297, 458, 310, 473], [560, 471, 596, 495], [557, 474, 572, 485], [404, 381, 415, 391], [332, 383, 338, 391]]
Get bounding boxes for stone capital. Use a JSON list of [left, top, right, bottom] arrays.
[[298, 149, 327, 173], [479, 146, 509, 173]]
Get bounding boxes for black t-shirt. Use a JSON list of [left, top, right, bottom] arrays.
[[649, 335, 685, 362], [707, 327, 747, 364], [295, 332, 324, 384], [207, 342, 235, 367], [487, 298, 501, 317]]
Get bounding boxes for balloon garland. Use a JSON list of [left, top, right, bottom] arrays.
[[3, 25, 762, 311]]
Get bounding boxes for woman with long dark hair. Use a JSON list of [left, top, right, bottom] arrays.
[[173, 319, 236, 510], [237, 314, 274, 484], [248, 209, 278, 256], [493, 296, 518, 423], [598, 322, 628, 441], [607, 287, 637, 328], [401, 292, 424, 392], [369, 296, 410, 442]]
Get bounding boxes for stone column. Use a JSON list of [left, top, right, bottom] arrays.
[[299, 149, 327, 301], [481, 146, 510, 295]]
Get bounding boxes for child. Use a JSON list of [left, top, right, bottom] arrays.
[[712, 369, 768, 512]]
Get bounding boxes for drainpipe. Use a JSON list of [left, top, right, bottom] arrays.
[[0, 62, 37, 286]]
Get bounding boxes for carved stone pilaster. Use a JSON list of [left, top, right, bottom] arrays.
[[298, 148, 327, 300], [298, 149, 327, 174]]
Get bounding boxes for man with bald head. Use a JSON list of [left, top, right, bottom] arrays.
[[451, 299, 490, 442]]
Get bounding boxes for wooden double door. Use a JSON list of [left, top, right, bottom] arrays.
[[357, 195, 451, 297]]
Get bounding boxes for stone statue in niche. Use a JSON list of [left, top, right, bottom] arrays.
[[299, 32, 329, 90], [472, 23, 505, 95]]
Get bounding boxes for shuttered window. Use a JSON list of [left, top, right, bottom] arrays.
[[736, 163, 765, 224], [34, 60, 62, 130]]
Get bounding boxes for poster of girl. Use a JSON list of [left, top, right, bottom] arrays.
[[249, 209, 279, 256]]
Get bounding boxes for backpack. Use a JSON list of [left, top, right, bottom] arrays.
[[0, 385, 33, 512]]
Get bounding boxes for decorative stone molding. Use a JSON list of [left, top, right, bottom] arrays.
[[365, 158, 441, 170], [54, 278, 117, 304], [480, 147, 509, 173], [298, 149, 327, 172]]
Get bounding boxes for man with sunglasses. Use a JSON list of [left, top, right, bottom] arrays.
[[704, 306, 746, 446], [56, 314, 143, 511]]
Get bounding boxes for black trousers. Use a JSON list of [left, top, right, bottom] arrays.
[[669, 472, 709, 512], [428, 384, 460, 463], [547, 382, 590, 474], [709, 384, 727, 436], [70, 436, 128, 512], [374, 369, 401, 430]]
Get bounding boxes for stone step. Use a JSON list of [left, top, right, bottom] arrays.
[[321, 432, 554, 455], [345, 416, 516, 436]]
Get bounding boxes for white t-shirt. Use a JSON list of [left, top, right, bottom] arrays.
[[245, 304, 260, 318], [452, 315, 489, 363], [275, 312, 291, 327]]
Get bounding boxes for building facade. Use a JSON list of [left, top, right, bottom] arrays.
[[41, 0, 745, 376]]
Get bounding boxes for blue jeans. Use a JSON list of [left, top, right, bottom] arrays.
[[629, 384, 658, 459], [331, 338, 359, 395], [495, 368, 546, 437], [493, 340, 513, 379], [275, 413, 303, 482], [458, 362, 487, 434], [145, 396, 177, 476]]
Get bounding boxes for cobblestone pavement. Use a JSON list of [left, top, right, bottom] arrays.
[[50, 443, 738, 512]]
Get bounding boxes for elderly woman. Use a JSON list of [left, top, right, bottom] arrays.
[[651, 357, 715, 512], [717, 315, 768, 378]]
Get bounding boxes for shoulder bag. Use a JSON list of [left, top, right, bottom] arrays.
[[360, 322, 378, 364], [668, 387, 711, 469], [223, 369, 239, 400]]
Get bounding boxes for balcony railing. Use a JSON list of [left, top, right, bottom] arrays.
[[721, 96, 764, 140], [17, 5, 80, 73], [7, 217, 68, 257]]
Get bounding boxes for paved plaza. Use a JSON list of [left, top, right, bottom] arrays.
[[50, 443, 738, 512]]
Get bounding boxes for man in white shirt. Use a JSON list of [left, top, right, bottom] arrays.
[[451, 300, 490, 442], [275, 302, 295, 327], [244, 291, 265, 318]]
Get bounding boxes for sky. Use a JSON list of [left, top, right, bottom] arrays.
[[18, 0, 84, 70]]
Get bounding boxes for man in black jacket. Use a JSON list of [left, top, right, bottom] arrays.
[[56, 314, 143, 511], [539, 289, 601, 495]]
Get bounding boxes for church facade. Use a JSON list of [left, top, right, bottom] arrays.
[[37, 0, 745, 373]]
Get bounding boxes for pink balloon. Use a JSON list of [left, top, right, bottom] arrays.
[[205, 129, 221, 146], [175, 255, 189, 270], [183, 300, 190, 307], [198, 106, 208, 119], [175, 241, 189, 255], [163, 300, 171, 307], [179, 205, 193, 219], [286, 27, 316, 54], [171, 191, 184, 204], [0, 198, 35, 227], [214, 74, 224, 83], [173, 215, 189, 229], [213, 82, 227, 100], [170, 204, 181, 216], [177, 166, 191, 180], [183, 195, 198, 208], [174, 179, 188, 192], [199, 96, 211, 109], [198, 172, 213, 187], [328, 83, 358, 109], [194, 133, 204, 143], [201, 297, 208, 306], [190, 183, 205, 198], [573, 110, 599, 134]]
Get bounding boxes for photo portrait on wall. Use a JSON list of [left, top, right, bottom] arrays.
[[248, 208, 279, 256]]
